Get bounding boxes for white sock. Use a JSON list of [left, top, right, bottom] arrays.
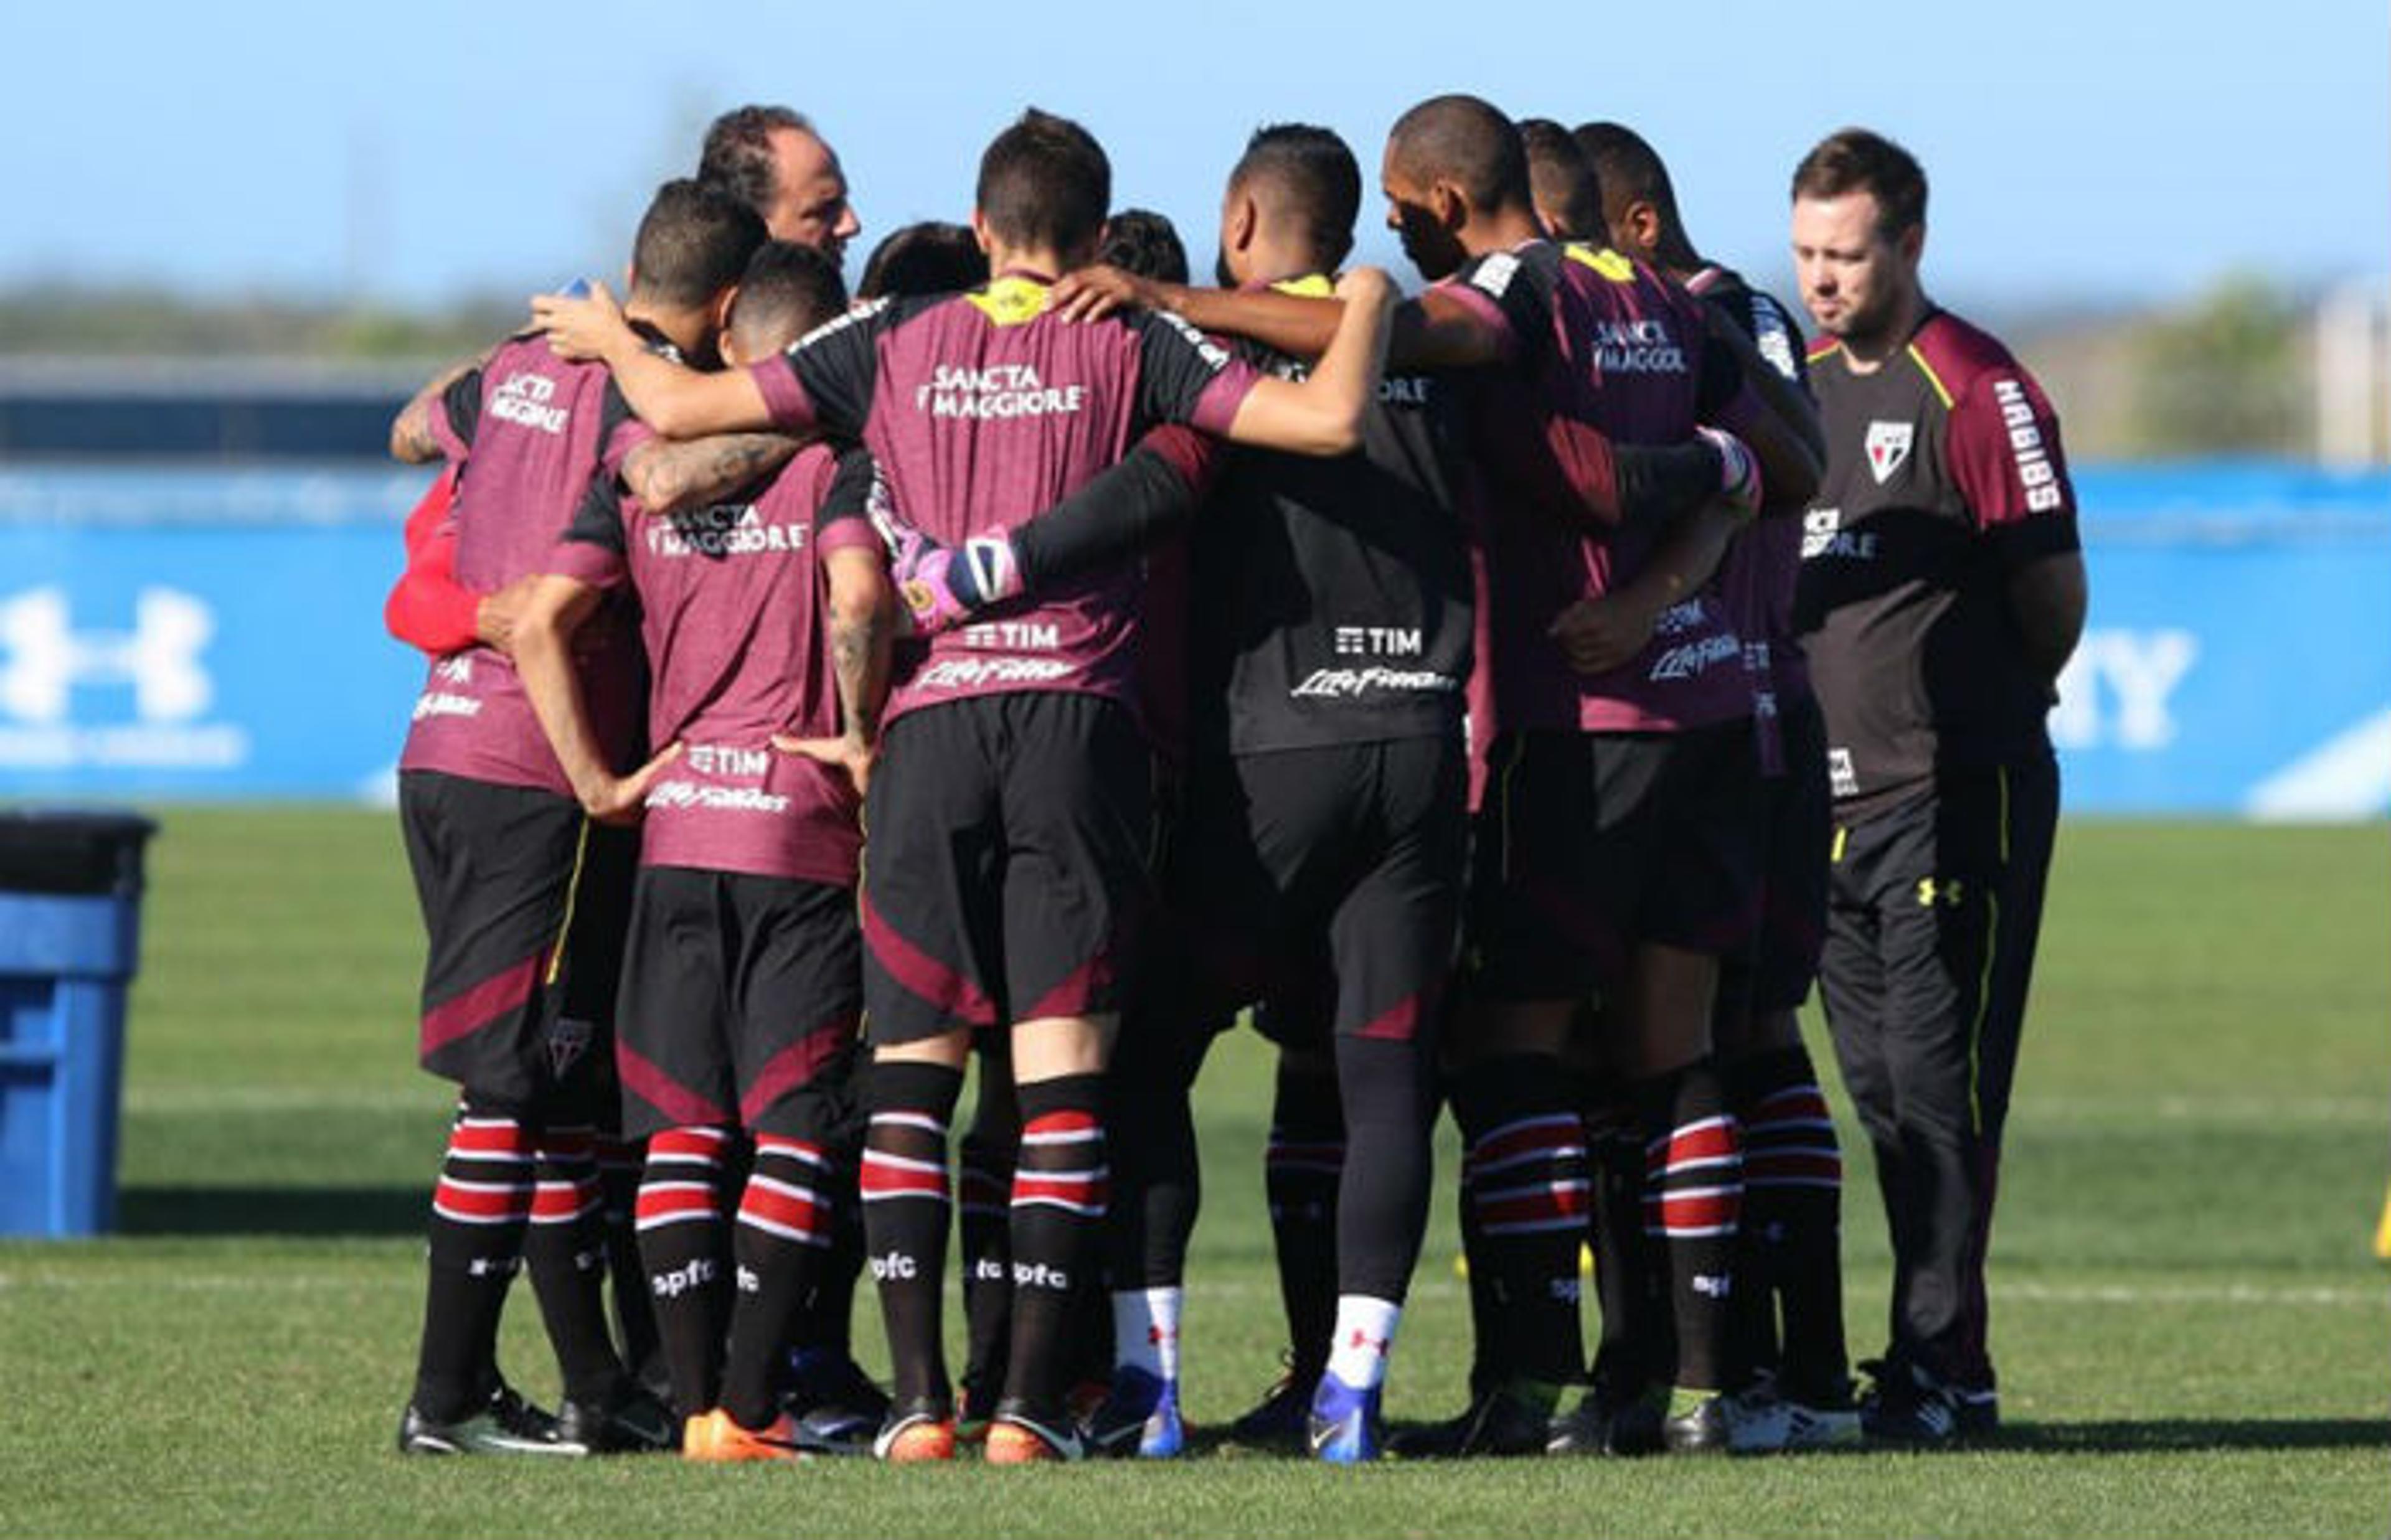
[[1324, 1295, 1402, 1391], [1111, 1285, 1182, 1383]]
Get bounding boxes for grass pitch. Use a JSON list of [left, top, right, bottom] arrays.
[[1, 812, 2385, 1538]]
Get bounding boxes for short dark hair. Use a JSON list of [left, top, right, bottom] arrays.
[[630, 179, 769, 309], [698, 105, 814, 220], [976, 108, 1111, 256], [856, 221, 990, 301], [729, 242, 849, 352], [1791, 128, 1928, 238], [1572, 121, 1681, 229], [1230, 123, 1361, 270], [1517, 118, 1601, 240], [1099, 209, 1190, 284], [1386, 94, 1530, 213]]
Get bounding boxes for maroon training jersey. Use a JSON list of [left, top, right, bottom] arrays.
[[1689, 263, 1816, 772], [555, 441, 878, 886], [746, 272, 1260, 728], [398, 332, 652, 796], [1440, 241, 1759, 735], [1797, 308, 2080, 818]]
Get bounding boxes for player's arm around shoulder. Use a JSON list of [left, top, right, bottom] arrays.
[[1225, 267, 1397, 456], [529, 281, 772, 439]]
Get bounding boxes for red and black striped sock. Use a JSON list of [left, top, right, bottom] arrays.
[[861, 1061, 963, 1409], [1638, 1063, 1744, 1394], [1733, 1043, 1850, 1399], [720, 1136, 836, 1430], [521, 1123, 626, 1406], [1001, 1074, 1110, 1418], [413, 1102, 535, 1423], [1454, 1054, 1588, 1396], [634, 1126, 732, 1420], [1263, 1060, 1344, 1381]]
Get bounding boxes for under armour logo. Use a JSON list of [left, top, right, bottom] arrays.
[[1148, 1325, 1175, 1346], [0, 587, 215, 723], [1916, 877, 1966, 908], [1346, 1330, 1389, 1357]]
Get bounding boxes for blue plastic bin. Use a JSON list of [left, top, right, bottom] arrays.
[[0, 812, 155, 1237]]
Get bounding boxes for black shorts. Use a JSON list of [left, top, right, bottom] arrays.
[[398, 770, 633, 1113], [1720, 692, 1832, 1021], [1162, 735, 1467, 1045], [613, 866, 861, 1141], [1466, 721, 1763, 1002], [860, 693, 1154, 1045]]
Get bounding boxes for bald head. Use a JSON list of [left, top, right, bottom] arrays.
[[1385, 94, 1530, 214]]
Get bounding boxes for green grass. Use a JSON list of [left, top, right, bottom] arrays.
[[2, 812, 2386, 1538]]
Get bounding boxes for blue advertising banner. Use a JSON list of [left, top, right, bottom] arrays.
[[0, 461, 2384, 816]]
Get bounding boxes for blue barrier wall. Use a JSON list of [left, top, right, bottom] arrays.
[[0, 461, 2384, 815]]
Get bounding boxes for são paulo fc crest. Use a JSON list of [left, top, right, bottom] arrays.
[[546, 1015, 594, 1081], [1865, 420, 1914, 484]]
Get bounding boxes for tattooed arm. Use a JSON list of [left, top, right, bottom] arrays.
[[390, 352, 488, 464], [777, 543, 894, 797], [619, 432, 803, 515]]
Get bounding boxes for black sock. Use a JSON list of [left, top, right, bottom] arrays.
[[1638, 1061, 1743, 1394], [720, 1135, 835, 1429], [1002, 1073, 1110, 1417], [413, 1102, 533, 1423], [1264, 1059, 1344, 1379], [1732, 1044, 1850, 1399], [1102, 1024, 1203, 1293], [958, 1110, 1017, 1404], [521, 1123, 626, 1406], [1585, 1099, 1667, 1400], [861, 1061, 963, 1409], [595, 1135, 661, 1389], [634, 1126, 732, 1420], [1333, 1035, 1435, 1305], [1453, 1054, 1588, 1395]]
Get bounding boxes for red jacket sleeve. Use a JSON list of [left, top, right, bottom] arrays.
[[382, 468, 483, 655]]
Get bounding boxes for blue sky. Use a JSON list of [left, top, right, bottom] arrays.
[[9, 1, 2384, 311]]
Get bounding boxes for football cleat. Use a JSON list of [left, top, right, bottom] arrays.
[[871, 1399, 958, 1463], [1306, 1373, 1383, 1465], [1661, 1389, 1733, 1455], [1857, 1358, 1966, 1446], [1768, 1375, 1865, 1451], [397, 1382, 583, 1457], [783, 1348, 891, 1456], [681, 1407, 808, 1463], [1226, 1364, 1319, 1450], [1387, 1382, 1556, 1459], [1083, 1366, 1185, 1458], [985, 1401, 1088, 1464], [555, 1381, 677, 1454], [1546, 1383, 1648, 1457]]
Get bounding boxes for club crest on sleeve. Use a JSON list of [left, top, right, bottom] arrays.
[[1865, 420, 1914, 484]]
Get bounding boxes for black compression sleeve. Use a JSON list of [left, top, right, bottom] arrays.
[[1010, 444, 1209, 591], [1611, 439, 1725, 531]]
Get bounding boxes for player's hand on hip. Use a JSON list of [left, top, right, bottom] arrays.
[[474, 574, 542, 656], [1047, 265, 1151, 324], [530, 281, 628, 362], [773, 732, 875, 800], [1549, 594, 1659, 677], [583, 741, 681, 826]]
